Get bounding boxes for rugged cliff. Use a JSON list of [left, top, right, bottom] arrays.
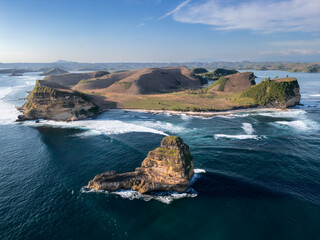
[[240, 77, 301, 108], [18, 80, 101, 121], [88, 136, 194, 194]]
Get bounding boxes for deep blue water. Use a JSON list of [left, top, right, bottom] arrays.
[[0, 71, 320, 240]]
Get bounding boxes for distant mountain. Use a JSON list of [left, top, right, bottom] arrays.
[[0, 61, 319, 73]]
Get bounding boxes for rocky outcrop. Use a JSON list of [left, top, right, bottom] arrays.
[[17, 80, 101, 121], [240, 77, 301, 108], [88, 136, 194, 194]]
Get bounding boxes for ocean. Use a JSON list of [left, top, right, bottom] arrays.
[[0, 71, 320, 240]]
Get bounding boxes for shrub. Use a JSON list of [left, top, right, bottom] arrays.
[[240, 78, 299, 105]]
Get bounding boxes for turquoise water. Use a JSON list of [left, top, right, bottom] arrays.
[[0, 71, 320, 239]]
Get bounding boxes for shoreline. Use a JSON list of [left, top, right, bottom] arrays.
[[120, 107, 286, 117]]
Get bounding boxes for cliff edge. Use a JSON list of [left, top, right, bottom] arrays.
[[88, 136, 194, 194], [240, 77, 301, 108], [18, 80, 101, 121]]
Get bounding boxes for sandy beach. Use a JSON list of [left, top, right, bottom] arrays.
[[121, 107, 286, 117]]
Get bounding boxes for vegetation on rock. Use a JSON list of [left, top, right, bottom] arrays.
[[88, 136, 194, 194], [240, 78, 300, 106]]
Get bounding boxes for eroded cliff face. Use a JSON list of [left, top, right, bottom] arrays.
[[88, 136, 194, 194], [18, 80, 101, 121]]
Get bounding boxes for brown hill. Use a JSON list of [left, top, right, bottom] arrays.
[[74, 66, 201, 94], [209, 72, 256, 93], [44, 71, 109, 88]]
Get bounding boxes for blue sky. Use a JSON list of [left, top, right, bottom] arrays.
[[0, 0, 319, 62]]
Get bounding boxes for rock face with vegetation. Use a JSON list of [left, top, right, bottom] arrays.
[[194, 68, 238, 82], [18, 80, 101, 121], [88, 136, 194, 194], [240, 77, 301, 108], [39, 67, 69, 76]]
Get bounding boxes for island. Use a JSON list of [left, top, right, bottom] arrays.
[[88, 136, 194, 193], [39, 67, 69, 76], [17, 66, 301, 121]]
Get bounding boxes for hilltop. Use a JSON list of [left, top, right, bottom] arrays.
[[17, 80, 101, 121], [44, 71, 110, 88], [73, 66, 201, 94]]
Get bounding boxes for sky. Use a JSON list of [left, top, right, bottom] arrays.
[[0, 0, 319, 63]]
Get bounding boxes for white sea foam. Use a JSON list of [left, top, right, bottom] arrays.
[[80, 168, 206, 204], [180, 114, 191, 121], [140, 120, 186, 133], [0, 87, 13, 99], [275, 120, 314, 131], [71, 130, 102, 137], [194, 168, 206, 174], [214, 134, 261, 140], [216, 115, 235, 119], [257, 109, 306, 118], [309, 94, 320, 97], [24, 119, 168, 136], [0, 87, 20, 123], [242, 123, 254, 135]]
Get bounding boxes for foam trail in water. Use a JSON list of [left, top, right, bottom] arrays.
[[242, 123, 254, 135], [309, 94, 320, 97], [275, 120, 317, 131], [180, 114, 191, 121], [80, 168, 206, 204], [0, 87, 20, 123], [24, 119, 168, 136], [214, 134, 260, 140], [0, 87, 13, 99], [137, 120, 186, 133], [257, 109, 306, 118]]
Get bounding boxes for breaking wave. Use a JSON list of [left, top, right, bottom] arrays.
[[257, 109, 306, 118], [24, 119, 168, 136], [80, 168, 206, 204], [275, 120, 318, 131], [0, 87, 13, 99], [0, 87, 20, 123], [242, 123, 254, 135], [214, 134, 261, 140], [139, 120, 186, 133]]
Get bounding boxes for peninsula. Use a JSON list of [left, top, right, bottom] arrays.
[[17, 66, 301, 121]]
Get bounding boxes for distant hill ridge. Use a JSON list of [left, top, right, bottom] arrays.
[[39, 67, 69, 76]]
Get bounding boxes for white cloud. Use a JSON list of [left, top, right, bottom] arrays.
[[159, 0, 191, 20], [136, 23, 146, 28], [171, 0, 320, 33], [259, 49, 320, 56], [269, 39, 320, 46]]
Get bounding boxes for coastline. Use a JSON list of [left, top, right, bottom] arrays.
[[120, 107, 286, 117]]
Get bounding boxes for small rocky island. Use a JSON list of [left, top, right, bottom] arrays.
[[88, 136, 194, 194]]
